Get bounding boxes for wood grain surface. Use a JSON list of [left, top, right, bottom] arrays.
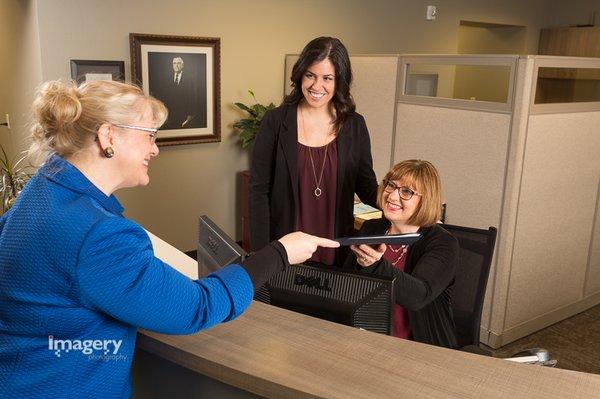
[[138, 300, 600, 399]]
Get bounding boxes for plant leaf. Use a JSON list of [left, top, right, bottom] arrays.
[[232, 91, 276, 149], [234, 102, 258, 117], [233, 119, 254, 130]]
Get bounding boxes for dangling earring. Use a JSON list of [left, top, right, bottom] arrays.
[[103, 147, 114, 158]]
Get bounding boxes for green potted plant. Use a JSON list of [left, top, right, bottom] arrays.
[[0, 144, 31, 212], [233, 89, 276, 148]]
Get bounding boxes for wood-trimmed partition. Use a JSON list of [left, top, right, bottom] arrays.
[[393, 55, 600, 348]]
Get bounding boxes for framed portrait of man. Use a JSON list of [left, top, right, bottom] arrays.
[[130, 33, 221, 146]]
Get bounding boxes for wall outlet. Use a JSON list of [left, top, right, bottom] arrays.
[[426, 5, 437, 20], [5, 114, 10, 129]]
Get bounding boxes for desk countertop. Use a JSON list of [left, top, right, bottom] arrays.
[[142, 230, 600, 399], [138, 301, 600, 399]]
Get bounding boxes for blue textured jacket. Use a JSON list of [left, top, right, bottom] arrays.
[[0, 155, 254, 398]]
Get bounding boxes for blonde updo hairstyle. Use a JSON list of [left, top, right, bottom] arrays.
[[29, 80, 167, 164], [377, 159, 443, 227]]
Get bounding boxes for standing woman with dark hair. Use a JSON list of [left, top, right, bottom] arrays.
[[249, 37, 379, 266]]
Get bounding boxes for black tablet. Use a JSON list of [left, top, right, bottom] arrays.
[[335, 233, 421, 246]]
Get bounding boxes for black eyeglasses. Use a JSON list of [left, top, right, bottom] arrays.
[[113, 124, 158, 144], [383, 180, 422, 201]]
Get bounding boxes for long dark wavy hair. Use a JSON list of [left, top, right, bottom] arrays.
[[284, 37, 355, 133]]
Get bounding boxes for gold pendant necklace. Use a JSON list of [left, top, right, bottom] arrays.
[[301, 107, 331, 198], [308, 144, 328, 197]]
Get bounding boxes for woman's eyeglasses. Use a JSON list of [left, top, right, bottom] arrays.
[[383, 180, 422, 201], [113, 124, 159, 144]]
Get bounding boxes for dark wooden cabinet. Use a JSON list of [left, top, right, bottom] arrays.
[[539, 26, 600, 58], [537, 27, 600, 104], [241, 170, 250, 252]]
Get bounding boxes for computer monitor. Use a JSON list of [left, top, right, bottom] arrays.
[[197, 215, 246, 277], [197, 215, 395, 335], [255, 264, 394, 335]]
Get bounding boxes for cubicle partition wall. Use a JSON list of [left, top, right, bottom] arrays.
[[395, 55, 518, 347], [496, 56, 600, 346], [286, 53, 600, 348], [394, 55, 600, 348], [395, 55, 517, 233]]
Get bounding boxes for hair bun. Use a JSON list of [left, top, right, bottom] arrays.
[[32, 80, 82, 139]]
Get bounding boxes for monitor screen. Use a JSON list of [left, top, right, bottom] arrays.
[[197, 215, 245, 277], [197, 216, 395, 335]]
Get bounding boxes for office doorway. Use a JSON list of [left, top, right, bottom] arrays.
[[452, 21, 525, 102], [458, 20, 526, 55]]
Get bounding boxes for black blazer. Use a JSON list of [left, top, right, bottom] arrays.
[[249, 104, 379, 256], [344, 218, 459, 349]]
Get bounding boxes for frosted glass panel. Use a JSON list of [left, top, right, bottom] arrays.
[[405, 63, 511, 103], [535, 67, 600, 104]]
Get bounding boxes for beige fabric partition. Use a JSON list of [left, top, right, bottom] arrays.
[[393, 103, 511, 341], [588, 187, 600, 295], [488, 58, 535, 338], [489, 57, 600, 346], [393, 103, 510, 230], [499, 111, 600, 343]]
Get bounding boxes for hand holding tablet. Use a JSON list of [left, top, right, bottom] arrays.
[[334, 233, 421, 246]]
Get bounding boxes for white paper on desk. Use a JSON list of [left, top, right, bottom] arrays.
[[145, 229, 198, 280], [354, 202, 379, 215]]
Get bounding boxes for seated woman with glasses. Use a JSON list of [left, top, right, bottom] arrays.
[[343, 159, 459, 348], [0, 79, 339, 398]]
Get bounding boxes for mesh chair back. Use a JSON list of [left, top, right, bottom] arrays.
[[441, 224, 497, 348]]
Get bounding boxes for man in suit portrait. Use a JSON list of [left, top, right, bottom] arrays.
[[148, 53, 208, 130]]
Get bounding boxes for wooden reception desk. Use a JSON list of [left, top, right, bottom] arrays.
[[136, 231, 600, 399]]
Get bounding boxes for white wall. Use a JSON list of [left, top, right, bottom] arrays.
[[0, 1, 42, 162], [0, 1, 21, 158]]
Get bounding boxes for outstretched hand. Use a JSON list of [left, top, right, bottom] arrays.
[[278, 232, 340, 265]]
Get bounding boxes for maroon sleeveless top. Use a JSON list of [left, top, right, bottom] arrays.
[[296, 138, 338, 265]]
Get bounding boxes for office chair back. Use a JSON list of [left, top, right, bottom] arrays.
[[441, 224, 497, 349]]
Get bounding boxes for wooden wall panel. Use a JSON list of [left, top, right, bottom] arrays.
[[539, 27, 600, 58]]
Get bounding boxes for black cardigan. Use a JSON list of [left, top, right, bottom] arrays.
[[344, 218, 459, 349], [249, 104, 379, 257]]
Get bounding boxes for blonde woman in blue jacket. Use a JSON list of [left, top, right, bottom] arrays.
[[0, 80, 338, 398]]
